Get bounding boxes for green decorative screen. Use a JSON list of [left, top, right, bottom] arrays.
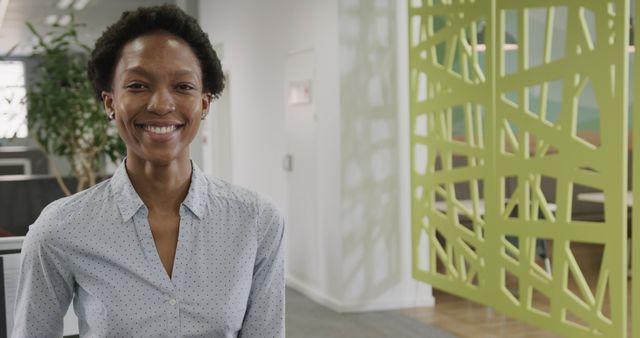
[[409, 1, 629, 337]]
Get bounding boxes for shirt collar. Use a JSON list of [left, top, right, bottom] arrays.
[[182, 162, 208, 219], [110, 160, 209, 221], [110, 160, 145, 222]]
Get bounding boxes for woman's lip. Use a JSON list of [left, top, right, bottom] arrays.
[[136, 124, 183, 131], [135, 123, 184, 127]]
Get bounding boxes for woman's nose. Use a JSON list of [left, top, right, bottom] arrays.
[[146, 89, 176, 114]]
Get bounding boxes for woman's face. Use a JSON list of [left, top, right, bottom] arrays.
[[102, 30, 211, 166]]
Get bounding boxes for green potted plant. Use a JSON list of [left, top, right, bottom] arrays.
[[15, 18, 124, 194]]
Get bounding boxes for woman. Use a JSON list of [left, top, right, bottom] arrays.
[[12, 5, 284, 337]]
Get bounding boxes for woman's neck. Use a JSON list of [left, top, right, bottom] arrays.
[[125, 156, 192, 215]]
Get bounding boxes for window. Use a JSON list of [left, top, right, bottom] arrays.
[[0, 61, 28, 138]]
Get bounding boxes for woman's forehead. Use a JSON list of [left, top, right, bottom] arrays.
[[116, 31, 202, 78]]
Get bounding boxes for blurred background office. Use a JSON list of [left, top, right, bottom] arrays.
[[1, 1, 638, 337]]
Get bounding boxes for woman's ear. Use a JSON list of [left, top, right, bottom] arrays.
[[201, 93, 213, 120], [102, 91, 115, 119]]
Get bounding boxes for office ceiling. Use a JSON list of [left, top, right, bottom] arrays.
[[0, 0, 174, 55]]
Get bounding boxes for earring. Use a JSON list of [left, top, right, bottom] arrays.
[[201, 110, 208, 120], [108, 111, 116, 120]]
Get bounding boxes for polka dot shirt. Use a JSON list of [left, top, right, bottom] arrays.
[[12, 162, 285, 337]]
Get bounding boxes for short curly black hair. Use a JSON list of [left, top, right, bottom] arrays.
[[87, 4, 224, 101]]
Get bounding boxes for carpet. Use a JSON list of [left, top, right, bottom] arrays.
[[286, 288, 456, 338]]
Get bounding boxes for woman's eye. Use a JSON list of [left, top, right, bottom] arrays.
[[126, 83, 146, 90], [177, 84, 196, 91]]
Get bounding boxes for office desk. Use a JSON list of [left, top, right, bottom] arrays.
[[577, 191, 633, 276], [431, 199, 555, 274], [432, 199, 558, 215], [577, 191, 633, 206]]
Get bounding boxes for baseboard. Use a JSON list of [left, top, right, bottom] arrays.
[[286, 275, 345, 312], [286, 275, 435, 313]]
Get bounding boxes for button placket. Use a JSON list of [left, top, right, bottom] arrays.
[[171, 205, 191, 288], [164, 293, 180, 337]]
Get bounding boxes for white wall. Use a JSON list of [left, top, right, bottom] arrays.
[[200, 0, 343, 302], [279, 0, 344, 303], [199, 0, 288, 210], [336, 0, 432, 311], [199, 0, 432, 312]]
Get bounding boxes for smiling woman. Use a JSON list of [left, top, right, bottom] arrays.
[[11, 4, 285, 338], [103, 31, 210, 168]]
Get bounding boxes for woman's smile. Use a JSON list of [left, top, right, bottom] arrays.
[[135, 122, 185, 142]]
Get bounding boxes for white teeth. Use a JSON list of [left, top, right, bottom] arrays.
[[143, 125, 178, 134]]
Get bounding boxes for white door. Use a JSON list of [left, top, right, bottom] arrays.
[[284, 50, 318, 283]]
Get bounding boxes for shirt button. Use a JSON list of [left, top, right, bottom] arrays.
[[168, 299, 177, 306]]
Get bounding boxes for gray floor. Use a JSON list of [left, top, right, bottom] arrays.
[[286, 288, 455, 338]]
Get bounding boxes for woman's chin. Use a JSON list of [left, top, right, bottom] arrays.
[[127, 150, 188, 167]]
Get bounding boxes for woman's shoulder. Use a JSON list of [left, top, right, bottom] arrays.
[[204, 176, 281, 216], [27, 179, 112, 238], [41, 179, 111, 216], [206, 176, 256, 204]]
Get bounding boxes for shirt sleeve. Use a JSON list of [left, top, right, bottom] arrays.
[[239, 198, 285, 338], [12, 219, 74, 338]]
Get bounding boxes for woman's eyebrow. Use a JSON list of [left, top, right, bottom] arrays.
[[122, 66, 153, 78], [122, 66, 201, 81]]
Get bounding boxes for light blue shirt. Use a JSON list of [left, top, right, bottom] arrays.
[[12, 162, 285, 337]]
